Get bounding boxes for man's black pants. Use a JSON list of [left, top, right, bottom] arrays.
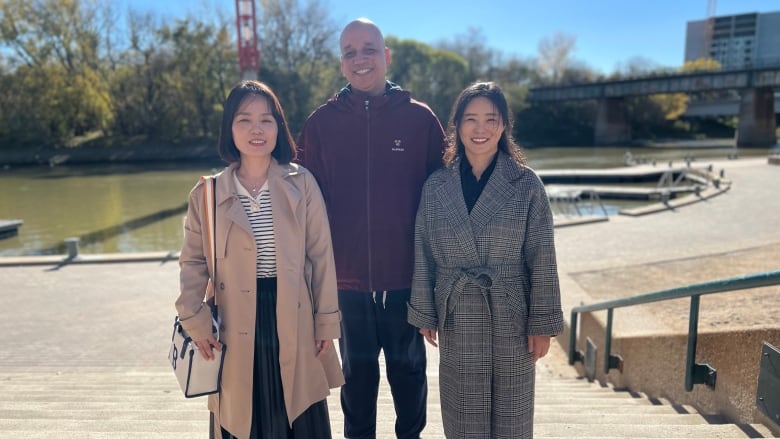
[[338, 289, 427, 439]]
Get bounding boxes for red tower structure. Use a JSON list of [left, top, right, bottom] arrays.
[[235, 0, 260, 80]]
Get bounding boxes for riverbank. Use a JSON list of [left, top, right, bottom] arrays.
[[4, 136, 768, 168], [0, 136, 220, 167]]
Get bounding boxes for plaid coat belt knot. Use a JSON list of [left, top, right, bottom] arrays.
[[436, 264, 524, 330]]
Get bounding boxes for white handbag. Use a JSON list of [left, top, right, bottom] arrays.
[[169, 316, 225, 397], [169, 175, 226, 398]]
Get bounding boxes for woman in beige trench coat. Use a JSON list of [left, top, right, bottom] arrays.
[[176, 80, 344, 439]]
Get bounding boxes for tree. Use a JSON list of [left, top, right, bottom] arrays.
[[0, 0, 113, 145], [159, 18, 236, 138], [108, 10, 167, 137], [255, 0, 341, 135], [386, 37, 470, 125], [436, 27, 500, 81], [107, 14, 235, 141], [436, 30, 536, 128], [515, 100, 597, 146], [536, 32, 576, 84], [682, 57, 721, 73], [679, 57, 735, 138]]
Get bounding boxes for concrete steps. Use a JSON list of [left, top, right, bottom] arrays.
[[0, 367, 774, 438], [533, 380, 775, 438]]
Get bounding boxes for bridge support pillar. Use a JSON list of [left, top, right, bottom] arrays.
[[736, 87, 776, 148], [594, 98, 631, 145]]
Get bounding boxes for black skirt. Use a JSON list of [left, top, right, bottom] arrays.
[[222, 277, 332, 439]]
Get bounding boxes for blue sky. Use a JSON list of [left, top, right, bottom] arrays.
[[117, 0, 779, 74]]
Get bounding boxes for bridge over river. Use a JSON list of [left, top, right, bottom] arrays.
[[528, 66, 780, 147]]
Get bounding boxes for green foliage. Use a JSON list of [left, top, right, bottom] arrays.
[[0, 1, 710, 152], [155, 19, 236, 139], [626, 95, 690, 139], [515, 101, 597, 146], [386, 37, 470, 125], [0, 0, 113, 146], [255, 0, 341, 136]]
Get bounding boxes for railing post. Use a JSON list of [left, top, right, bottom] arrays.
[[64, 237, 80, 260], [604, 309, 613, 373], [604, 308, 624, 374], [685, 295, 717, 391], [569, 311, 580, 365]]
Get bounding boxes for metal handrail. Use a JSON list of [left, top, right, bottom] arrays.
[[568, 269, 780, 391]]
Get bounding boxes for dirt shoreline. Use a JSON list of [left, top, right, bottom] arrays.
[[0, 139, 220, 167]]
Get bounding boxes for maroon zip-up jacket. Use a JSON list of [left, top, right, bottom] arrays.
[[297, 83, 446, 292]]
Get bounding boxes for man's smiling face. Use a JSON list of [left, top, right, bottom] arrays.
[[340, 22, 391, 96]]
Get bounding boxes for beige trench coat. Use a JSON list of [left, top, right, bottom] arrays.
[[176, 160, 344, 439]]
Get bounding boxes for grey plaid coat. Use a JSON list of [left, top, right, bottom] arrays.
[[408, 152, 564, 439]]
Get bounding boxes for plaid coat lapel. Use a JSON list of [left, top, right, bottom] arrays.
[[434, 166, 481, 267], [468, 153, 522, 237]]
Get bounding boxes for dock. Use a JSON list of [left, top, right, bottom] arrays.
[[537, 165, 715, 185], [546, 184, 698, 201], [0, 219, 22, 239]]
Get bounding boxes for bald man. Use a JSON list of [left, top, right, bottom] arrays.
[[297, 18, 447, 439]]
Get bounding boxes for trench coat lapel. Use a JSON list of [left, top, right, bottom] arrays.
[[212, 164, 253, 253], [214, 164, 251, 238], [267, 160, 303, 225], [468, 152, 521, 237], [267, 159, 303, 272], [434, 165, 481, 267]]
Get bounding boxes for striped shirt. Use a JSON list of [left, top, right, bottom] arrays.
[[235, 178, 277, 278]]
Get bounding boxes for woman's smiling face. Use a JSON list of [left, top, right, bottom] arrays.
[[458, 96, 505, 161], [231, 95, 278, 160]]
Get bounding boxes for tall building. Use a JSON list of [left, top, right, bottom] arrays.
[[685, 11, 780, 69]]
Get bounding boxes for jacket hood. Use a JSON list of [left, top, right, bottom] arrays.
[[327, 81, 409, 112]]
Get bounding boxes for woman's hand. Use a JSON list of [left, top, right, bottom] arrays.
[[194, 335, 221, 360], [315, 339, 333, 358], [528, 335, 551, 363], [419, 328, 438, 347]]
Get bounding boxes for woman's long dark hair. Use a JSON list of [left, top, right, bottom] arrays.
[[442, 81, 526, 167], [217, 80, 296, 165]]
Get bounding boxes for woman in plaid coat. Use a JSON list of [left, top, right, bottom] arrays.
[[408, 82, 564, 439]]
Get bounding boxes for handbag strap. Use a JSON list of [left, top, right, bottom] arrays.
[[200, 175, 219, 334]]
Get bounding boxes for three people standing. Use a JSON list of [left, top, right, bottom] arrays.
[[177, 17, 563, 439]]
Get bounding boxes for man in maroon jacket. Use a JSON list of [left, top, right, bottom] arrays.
[[297, 18, 447, 439]]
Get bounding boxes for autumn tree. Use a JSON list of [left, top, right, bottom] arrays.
[[255, 0, 341, 135], [0, 0, 113, 146]]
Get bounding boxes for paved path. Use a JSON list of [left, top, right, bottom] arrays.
[[552, 157, 780, 335], [0, 156, 777, 437]]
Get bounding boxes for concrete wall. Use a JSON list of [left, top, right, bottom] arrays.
[[594, 98, 631, 145], [737, 87, 777, 147]]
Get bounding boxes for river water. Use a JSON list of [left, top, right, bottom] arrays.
[[0, 144, 771, 256]]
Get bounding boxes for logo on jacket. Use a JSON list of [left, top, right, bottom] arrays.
[[391, 139, 404, 152]]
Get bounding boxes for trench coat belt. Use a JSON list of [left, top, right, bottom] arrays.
[[438, 266, 500, 319]]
